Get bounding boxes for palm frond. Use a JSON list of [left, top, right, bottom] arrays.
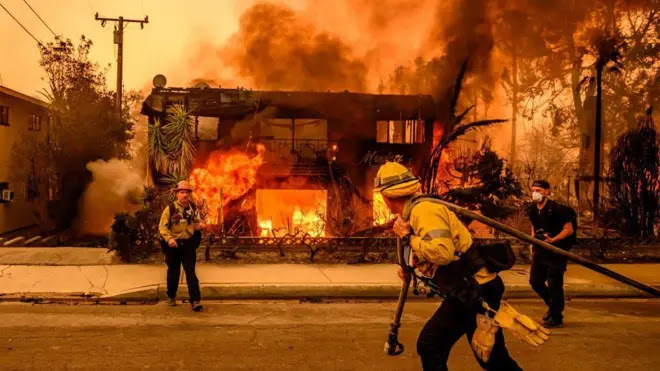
[[148, 118, 172, 173], [441, 119, 508, 147], [162, 104, 196, 177]]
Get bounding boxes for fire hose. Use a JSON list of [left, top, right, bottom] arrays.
[[385, 199, 660, 356]]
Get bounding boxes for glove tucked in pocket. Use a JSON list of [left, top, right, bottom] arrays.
[[493, 302, 551, 347], [471, 314, 499, 362]]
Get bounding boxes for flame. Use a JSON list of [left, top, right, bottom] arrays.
[[258, 219, 273, 237], [256, 189, 327, 237], [373, 192, 395, 225], [189, 144, 266, 224]]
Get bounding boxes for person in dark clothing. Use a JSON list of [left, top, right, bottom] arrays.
[[417, 276, 521, 371], [527, 180, 575, 328], [159, 181, 207, 312]]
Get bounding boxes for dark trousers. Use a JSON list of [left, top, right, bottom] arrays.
[[416, 276, 521, 371], [529, 260, 565, 321], [161, 231, 202, 302]]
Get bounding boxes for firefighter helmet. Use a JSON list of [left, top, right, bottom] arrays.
[[374, 161, 421, 197]]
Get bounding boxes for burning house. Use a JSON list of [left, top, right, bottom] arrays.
[[141, 77, 435, 237]]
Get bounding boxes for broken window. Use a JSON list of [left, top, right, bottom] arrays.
[[376, 121, 388, 143], [261, 118, 328, 160], [196, 116, 218, 140], [376, 120, 425, 144]]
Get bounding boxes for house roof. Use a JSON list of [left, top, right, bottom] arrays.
[[0, 85, 49, 109], [142, 87, 436, 121]]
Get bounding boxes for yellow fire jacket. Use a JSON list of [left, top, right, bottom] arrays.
[[402, 197, 496, 285], [158, 202, 200, 242]]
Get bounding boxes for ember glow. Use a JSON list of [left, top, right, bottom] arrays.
[[189, 144, 266, 224], [256, 189, 327, 237]]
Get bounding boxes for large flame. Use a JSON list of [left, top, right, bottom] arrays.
[[256, 189, 326, 237], [189, 144, 266, 224]]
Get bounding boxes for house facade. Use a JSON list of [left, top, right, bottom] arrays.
[[0, 85, 50, 235], [141, 82, 436, 235]]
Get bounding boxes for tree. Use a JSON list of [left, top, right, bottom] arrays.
[[589, 31, 625, 214], [38, 36, 137, 230], [606, 108, 659, 238]]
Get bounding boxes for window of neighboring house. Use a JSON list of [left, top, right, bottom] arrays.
[[28, 114, 41, 131], [0, 106, 9, 126], [0, 182, 9, 203], [376, 120, 425, 144]]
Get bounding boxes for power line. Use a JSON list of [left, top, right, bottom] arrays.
[[0, 2, 44, 47], [22, 0, 57, 37]]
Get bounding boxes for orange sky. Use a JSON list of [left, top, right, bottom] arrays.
[[0, 0, 437, 98], [0, 0, 264, 97], [0, 0, 521, 156]]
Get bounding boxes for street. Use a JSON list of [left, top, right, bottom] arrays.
[[0, 299, 658, 370]]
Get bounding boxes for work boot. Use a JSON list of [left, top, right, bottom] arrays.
[[191, 301, 203, 312], [542, 310, 551, 322], [543, 317, 563, 328], [167, 298, 177, 307]]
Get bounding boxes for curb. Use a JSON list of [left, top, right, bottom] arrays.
[[3, 283, 659, 303]]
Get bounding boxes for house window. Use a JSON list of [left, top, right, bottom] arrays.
[[29, 114, 41, 131], [0, 106, 9, 126], [376, 120, 425, 144]]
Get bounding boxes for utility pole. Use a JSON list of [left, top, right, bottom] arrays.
[[510, 48, 518, 167], [94, 13, 148, 118]]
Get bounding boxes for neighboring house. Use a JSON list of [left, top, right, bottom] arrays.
[[0, 85, 51, 235]]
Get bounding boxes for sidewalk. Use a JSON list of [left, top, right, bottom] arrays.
[[0, 258, 658, 301]]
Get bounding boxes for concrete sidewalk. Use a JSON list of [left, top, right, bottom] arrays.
[[0, 262, 658, 302]]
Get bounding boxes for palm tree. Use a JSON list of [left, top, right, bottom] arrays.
[[162, 104, 197, 177], [148, 118, 170, 174], [423, 60, 507, 193]]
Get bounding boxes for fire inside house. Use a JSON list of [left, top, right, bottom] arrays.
[[141, 78, 436, 237]]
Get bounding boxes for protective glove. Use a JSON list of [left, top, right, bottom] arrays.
[[471, 314, 499, 362], [493, 302, 551, 347]]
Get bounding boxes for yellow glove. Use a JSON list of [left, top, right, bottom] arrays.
[[493, 302, 551, 347], [471, 314, 499, 362]]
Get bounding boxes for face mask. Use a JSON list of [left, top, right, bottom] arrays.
[[532, 191, 544, 203]]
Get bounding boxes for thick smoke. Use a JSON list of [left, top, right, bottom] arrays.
[[76, 159, 144, 236], [221, 3, 368, 92]]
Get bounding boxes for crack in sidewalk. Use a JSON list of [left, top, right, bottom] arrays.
[[79, 266, 110, 295]]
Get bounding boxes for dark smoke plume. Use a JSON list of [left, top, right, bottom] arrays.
[[222, 3, 367, 92]]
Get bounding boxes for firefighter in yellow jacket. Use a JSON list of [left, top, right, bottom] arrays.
[[375, 161, 525, 371], [159, 181, 206, 311]]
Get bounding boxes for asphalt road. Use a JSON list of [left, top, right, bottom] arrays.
[[0, 299, 658, 370]]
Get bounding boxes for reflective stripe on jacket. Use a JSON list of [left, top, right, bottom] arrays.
[[402, 195, 496, 284]]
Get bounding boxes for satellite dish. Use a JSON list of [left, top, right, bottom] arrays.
[[193, 82, 211, 89], [153, 74, 167, 88]]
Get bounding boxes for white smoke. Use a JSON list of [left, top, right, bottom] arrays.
[[76, 158, 145, 236]]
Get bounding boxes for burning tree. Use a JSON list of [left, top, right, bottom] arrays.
[[605, 108, 660, 238], [421, 61, 521, 220]]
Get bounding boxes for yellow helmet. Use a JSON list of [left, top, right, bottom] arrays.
[[374, 161, 421, 198]]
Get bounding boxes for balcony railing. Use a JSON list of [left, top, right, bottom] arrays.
[[258, 138, 331, 158]]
